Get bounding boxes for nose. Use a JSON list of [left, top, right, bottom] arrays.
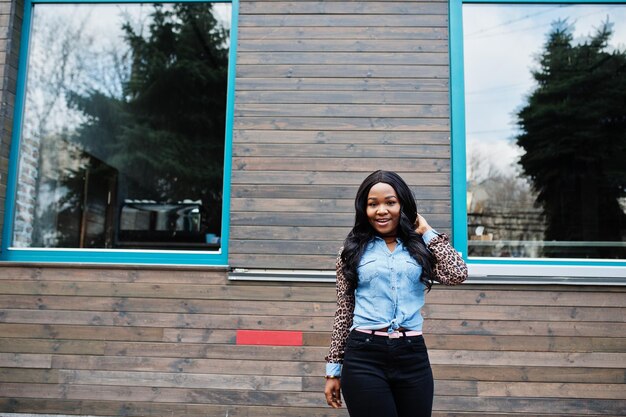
[[377, 205, 388, 214]]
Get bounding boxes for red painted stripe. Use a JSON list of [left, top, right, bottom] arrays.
[[236, 330, 303, 346]]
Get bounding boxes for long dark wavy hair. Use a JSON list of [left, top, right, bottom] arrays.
[[341, 170, 435, 290]]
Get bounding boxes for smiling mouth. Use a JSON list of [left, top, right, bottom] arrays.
[[376, 219, 391, 225]]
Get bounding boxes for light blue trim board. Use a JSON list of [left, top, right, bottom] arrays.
[[1, 0, 237, 266], [449, 0, 468, 257], [449, 0, 626, 269]]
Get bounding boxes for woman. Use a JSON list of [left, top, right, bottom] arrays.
[[324, 170, 467, 417]]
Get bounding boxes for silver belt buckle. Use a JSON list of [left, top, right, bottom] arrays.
[[388, 331, 400, 339]]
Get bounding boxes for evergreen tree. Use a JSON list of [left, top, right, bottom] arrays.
[[516, 19, 626, 258], [69, 3, 230, 233]]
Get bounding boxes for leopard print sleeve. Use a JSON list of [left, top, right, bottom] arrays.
[[427, 233, 468, 286], [325, 251, 355, 364]]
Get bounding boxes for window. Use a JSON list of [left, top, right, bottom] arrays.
[[2, 0, 237, 265], [450, 0, 626, 278]]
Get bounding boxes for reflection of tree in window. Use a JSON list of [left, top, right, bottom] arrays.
[[516, 19, 626, 259]]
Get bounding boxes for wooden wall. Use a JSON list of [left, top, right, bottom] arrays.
[[0, 1, 624, 416], [230, 0, 452, 270], [0, 264, 624, 416]]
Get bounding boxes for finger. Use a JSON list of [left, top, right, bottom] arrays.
[[325, 391, 333, 406], [331, 389, 342, 408]]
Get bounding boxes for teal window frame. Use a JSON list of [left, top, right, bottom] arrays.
[[450, 0, 626, 279], [0, 0, 238, 266]]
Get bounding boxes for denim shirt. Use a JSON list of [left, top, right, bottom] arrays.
[[325, 229, 438, 377]]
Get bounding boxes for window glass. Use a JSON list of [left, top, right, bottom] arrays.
[[13, 3, 231, 251], [463, 4, 626, 259]]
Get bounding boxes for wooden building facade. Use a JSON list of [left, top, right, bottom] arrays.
[[0, 1, 624, 416]]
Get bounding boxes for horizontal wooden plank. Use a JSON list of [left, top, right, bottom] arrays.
[[432, 364, 626, 384], [234, 116, 450, 131], [230, 225, 349, 241], [232, 155, 450, 171], [304, 374, 626, 397], [423, 319, 626, 338], [0, 309, 332, 331], [59, 370, 302, 391], [0, 267, 33, 279], [55, 353, 624, 383], [231, 184, 451, 200], [0, 323, 164, 341], [0, 296, 335, 317], [0, 338, 105, 355], [103, 343, 327, 361], [0, 266, 227, 283], [231, 171, 451, 186], [1, 383, 624, 413], [236, 90, 449, 104], [237, 64, 449, 78], [235, 77, 449, 92], [166, 328, 293, 344], [238, 39, 448, 53], [233, 143, 450, 158], [51, 355, 318, 376], [233, 129, 451, 144], [3, 398, 625, 417], [477, 381, 626, 400], [234, 103, 449, 118], [0, 353, 51, 368], [6, 398, 625, 417], [230, 211, 451, 228], [423, 304, 625, 323], [238, 26, 448, 41], [303, 332, 626, 353], [239, 14, 448, 27], [238, 51, 448, 66], [0, 382, 327, 407], [430, 349, 625, 369], [0, 281, 335, 301], [230, 240, 340, 256], [0, 398, 349, 417], [425, 334, 626, 353], [241, 2, 448, 15], [232, 198, 449, 214], [426, 288, 626, 307], [229, 253, 337, 269], [0, 368, 59, 384], [434, 396, 625, 415]]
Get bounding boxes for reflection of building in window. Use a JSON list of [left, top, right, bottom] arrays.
[[467, 152, 546, 258], [14, 134, 118, 248], [118, 200, 215, 249]]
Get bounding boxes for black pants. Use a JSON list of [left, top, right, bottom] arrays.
[[341, 330, 434, 417]]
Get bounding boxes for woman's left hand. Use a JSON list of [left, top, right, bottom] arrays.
[[415, 213, 433, 235], [324, 378, 342, 408]]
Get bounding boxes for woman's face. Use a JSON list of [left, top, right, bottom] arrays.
[[366, 182, 401, 237]]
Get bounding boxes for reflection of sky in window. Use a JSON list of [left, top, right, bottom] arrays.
[[25, 3, 232, 137], [463, 4, 626, 179]]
